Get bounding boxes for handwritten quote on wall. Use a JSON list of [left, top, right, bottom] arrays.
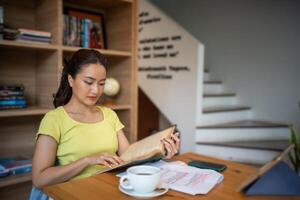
[[138, 11, 190, 79]]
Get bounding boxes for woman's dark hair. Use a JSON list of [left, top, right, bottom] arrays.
[[53, 49, 108, 108]]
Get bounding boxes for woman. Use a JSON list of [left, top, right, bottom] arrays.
[[30, 49, 179, 199]]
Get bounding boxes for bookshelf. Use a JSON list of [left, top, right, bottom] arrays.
[[0, 0, 137, 199], [0, 173, 32, 188], [0, 40, 59, 51], [0, 106, 50, 118], [62, 45, 132, 57]]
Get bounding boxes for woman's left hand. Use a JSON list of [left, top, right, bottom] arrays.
[[161, 132, 180, 159]]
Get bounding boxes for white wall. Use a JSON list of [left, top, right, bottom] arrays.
[[138, 1, 204, 152], [151, 0, 300, 130]]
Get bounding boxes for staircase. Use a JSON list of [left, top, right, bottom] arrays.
[[138, 0, 290, 165], [195, 69, 290, 165]]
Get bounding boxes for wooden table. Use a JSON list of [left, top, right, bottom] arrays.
[[44, 153, 300, 200]]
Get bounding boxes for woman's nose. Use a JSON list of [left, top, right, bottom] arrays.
[[91, 84, 99, 94]]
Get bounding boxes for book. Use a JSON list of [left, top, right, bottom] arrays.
[[96, 125, 176, 173], [19, 35, 51, 43], [0, 105, 26, 109], [0, 85, 24, 91], [16, 28, 52, 44], [0, 99, 27, 106], [18, 28, 51, 37], [0, 96, 24, 100], [0, 91, 24, 97]]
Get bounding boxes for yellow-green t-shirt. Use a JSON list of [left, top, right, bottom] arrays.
[[36, 106, 124, 180]]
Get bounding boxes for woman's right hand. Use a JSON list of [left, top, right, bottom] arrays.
[[85, 153, 124, 168]]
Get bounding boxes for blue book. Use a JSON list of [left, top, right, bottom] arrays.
[[83, 19, 90, 48], [0, 99, 27, 106]]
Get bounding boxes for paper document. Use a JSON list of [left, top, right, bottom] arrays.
[[160, 163, 223, 195]]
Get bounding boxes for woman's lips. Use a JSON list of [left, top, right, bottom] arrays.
[[87, 96, 97, 100]]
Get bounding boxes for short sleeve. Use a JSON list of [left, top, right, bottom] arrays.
[[36, 111, 61, 143], [104, 107, 124, 132]]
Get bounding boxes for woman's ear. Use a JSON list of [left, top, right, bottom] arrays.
[[68, 74, 73, 87]]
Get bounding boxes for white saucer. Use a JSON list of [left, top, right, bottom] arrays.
[[119, 185, 168, 199]]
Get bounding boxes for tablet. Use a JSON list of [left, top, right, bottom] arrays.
[[236, 144, 294, 192]]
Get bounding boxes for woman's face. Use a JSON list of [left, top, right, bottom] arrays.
[[68, 63, 106, 106]]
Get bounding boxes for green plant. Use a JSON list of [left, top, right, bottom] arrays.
[[289, 126, 300, 173]]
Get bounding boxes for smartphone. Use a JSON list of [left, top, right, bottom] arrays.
[[188, 160, 227, 172]]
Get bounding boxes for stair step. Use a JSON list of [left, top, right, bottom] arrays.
[[203, 83, 224, 93], [196, 140, 289, 151], [203, 106, 251, 114], [196, 121, 290, 142], [203, 93, 236, 97], [204, 81, 222, 84], [195, 144, 282, 165], [197, 120, 289, 129], [198, 109, 251, 126], [203, 95, 238, 108]]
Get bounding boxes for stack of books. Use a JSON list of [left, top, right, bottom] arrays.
[[2, 28, 19, 40], [17, 28, 51, 44], [63, 10, 105, 49], [0, 85, 27, 110], [0, 157, 32, 178]]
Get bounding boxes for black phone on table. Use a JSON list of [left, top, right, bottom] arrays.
[[188, 160, 227, 172]]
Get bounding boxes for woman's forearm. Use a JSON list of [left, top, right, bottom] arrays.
[[33, 157, 89, 188]]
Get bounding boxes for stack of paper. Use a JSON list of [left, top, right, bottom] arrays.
[[160, 163, 223, 195]]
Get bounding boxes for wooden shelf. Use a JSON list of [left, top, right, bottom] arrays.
[[0, 106, 51, 118], [0, 40, 132, 57], [64, 0, 132, 9], [121, 0, 133, 3], [62, 46, 132, 57], [0, 40, 58, 51], [0, 173, 32, 188]]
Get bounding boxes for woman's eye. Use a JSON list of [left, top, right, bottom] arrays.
[[84, 81, 93, 85], [99, 82, 105, 86]]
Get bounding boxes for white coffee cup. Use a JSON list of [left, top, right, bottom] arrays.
[[119, 165, 161, 193]]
